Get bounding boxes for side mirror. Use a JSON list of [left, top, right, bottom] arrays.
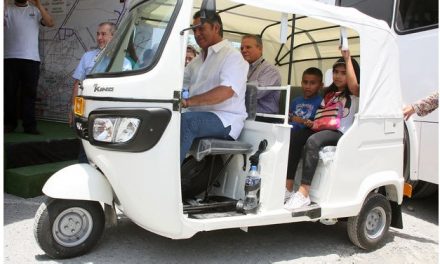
[[200, 0, 216, 24]]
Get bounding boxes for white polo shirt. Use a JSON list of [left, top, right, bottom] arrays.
[[183, 39, 248, 139], [4, 4, 42, 62]]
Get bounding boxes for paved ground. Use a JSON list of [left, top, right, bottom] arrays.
[[4, 192, 438, 263]]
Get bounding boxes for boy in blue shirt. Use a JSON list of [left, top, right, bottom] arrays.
[[289, 67, 323, 131]]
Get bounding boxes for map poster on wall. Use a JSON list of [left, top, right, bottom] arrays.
[[41, 0, 67, 15], [35, 0, 129, 121]]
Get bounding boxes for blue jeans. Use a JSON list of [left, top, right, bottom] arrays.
[[181, 112, 231, 164]]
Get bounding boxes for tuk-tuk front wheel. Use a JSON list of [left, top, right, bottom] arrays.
[[347, 193, 391, 250], [34, 197, 105, 259]]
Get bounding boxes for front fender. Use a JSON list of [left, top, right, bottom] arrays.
[[42, 164, 113, 205]]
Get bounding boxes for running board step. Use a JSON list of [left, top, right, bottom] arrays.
[[291, 204, 321, 219], [190, 211, 244, 219], [183, 200, 237, 214]]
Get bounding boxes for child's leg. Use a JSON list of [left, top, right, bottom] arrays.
[[300, 130, 342, 197], [297, 184, 310, 197], [286, 128, 315, 191], [286, 179, 294, 192]]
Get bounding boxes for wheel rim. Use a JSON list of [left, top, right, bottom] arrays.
[[52, 207, 94, 247], [364, 206, 386, 240]]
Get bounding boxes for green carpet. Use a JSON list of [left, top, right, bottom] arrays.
[[5, 160, 77, 198], [4, 120, 76, 143], [4, 120, 80, 198]]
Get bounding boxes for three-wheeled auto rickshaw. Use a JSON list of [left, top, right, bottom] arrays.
[[34, 0, 407, 258]]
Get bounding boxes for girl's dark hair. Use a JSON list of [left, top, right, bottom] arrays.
[[326, 57, 360, 98]]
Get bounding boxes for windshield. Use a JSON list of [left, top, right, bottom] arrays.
[[90, 0, 178, 75]]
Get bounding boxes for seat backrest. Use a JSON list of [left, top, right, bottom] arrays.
[[284, 85, 326, 113], [245, 84, 258, 120], [279, 86, 301, 114]]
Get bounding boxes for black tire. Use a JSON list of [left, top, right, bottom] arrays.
[[33, 197, 105, 259], [347, 192, 391, 250], [181, 155, 223, 199]]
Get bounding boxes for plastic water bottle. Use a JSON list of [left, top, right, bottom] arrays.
[[182, 87, 189, 100], [243, 165, 261, 212]]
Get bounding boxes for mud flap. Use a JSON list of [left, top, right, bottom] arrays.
[[390, 201, 403, 229]]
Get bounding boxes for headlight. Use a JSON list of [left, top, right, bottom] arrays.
[[88, 108, 171, 152], [93, 117, 140, 143]]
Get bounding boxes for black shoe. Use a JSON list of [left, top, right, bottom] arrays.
[[24, 128, 41, 135]]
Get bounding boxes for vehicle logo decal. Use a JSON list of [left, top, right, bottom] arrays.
[[93, 84, 114, 92]]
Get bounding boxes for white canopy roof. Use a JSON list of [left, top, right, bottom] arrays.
[[130, 0, 403, 118], [192, 0, 403, 119]]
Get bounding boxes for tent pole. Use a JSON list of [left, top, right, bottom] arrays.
[[287, 14, 296, 85]]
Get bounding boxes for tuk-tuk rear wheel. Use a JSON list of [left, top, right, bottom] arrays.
[[34, 197, 105, 259], [347, 192, 391, 250]]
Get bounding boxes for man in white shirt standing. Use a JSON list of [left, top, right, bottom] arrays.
[[180, 11, 248, 164], [4, 0, 54, 134]]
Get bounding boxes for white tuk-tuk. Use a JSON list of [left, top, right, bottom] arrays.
[[34, 0, 407, 259]]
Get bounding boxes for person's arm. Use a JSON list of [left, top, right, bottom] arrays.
[[182, 86, 234, 108], [403, 92, 439, 120], [71, 51, 87, 125], [290, 99, 319, 128], [341, 49, 359, 97], [29, 0, 55, 27], [183, 60, 194, 89], [182, 50, 247, 108], [402, 105, 415, 120], [289, 99, 311, 127], [290, 116, 313, 128], [255, 64, 282, 99], [72, 80, 80, 103]]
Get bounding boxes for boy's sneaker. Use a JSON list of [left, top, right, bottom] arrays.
[[284, 189, 293, 203], [283, 191, 311, 211]]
